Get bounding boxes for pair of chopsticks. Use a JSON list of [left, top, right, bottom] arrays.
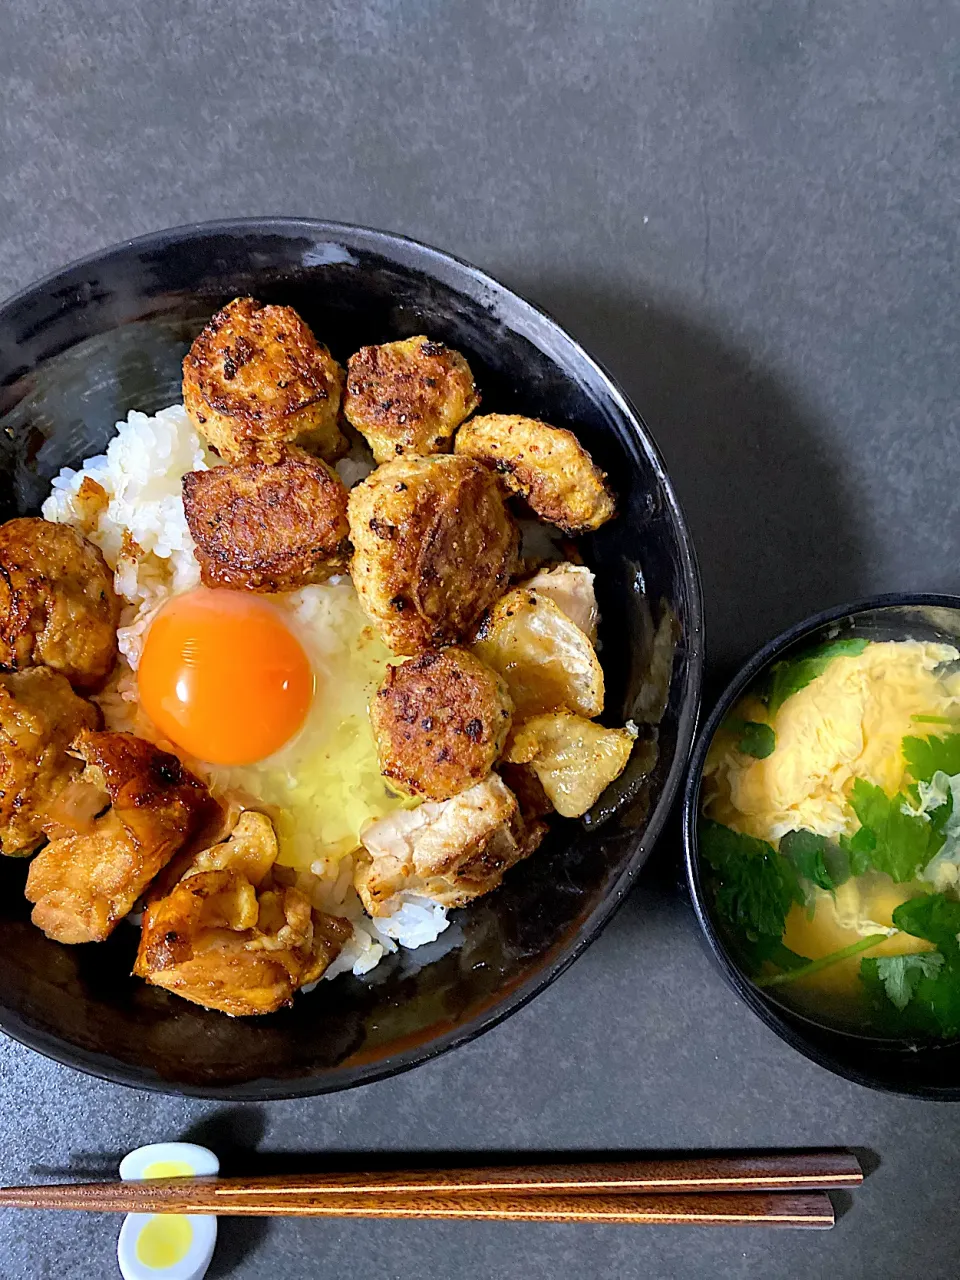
[[0, 1152, 860, 1228]]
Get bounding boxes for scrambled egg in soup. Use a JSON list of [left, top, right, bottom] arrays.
[[705, 641, 960, 841], [702, 639, 960, 1030]]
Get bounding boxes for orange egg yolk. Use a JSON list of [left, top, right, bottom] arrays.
[[138, 588, 314, 766]]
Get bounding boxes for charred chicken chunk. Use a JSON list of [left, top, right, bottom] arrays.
[[355, 774, 536, 915], [0, 668, 100, 857], [135, 812, 351, 1015], [343, 336, 479, 463], [455, 413, 615, 533], [348, 455, 518, 655], [182, 450, 350, 591], [25, 732, 216, 944], [521, 563, 599, 644], [147, 807, 281, 902], [504, 712, 635, 818], [182, 297, 347, 464], [0, 518, 120, 691], [371, 648, 513, 800], [472, 587, 603, 719], [180, 810, 279, 886]]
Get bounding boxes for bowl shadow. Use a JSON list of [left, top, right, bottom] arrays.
[[514, 278, 867, 898], [514, 277, 867, 690]]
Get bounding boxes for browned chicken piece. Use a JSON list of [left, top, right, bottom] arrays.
[[25, 732, 216, 944], [180, 810, 279, 886], [181, 450, 350, 592], [0, 518, 120, 692], [503, 712, 635, 818], [348, 455, 518, 655], [370, 648, 513, 801], [25, 810, 145, 944], [135, 813, 352, 1015], [343, 336, 480, 463], [455, 414, 616, 533], [355, 774, 538, 916], [521, 563, 599, 644], [0, 668, 100, 857], [182, 297, 347, 464], [472, 587, 604, 719], [72, 730, 218, 855]]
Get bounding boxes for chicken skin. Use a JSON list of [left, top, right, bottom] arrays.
[[25, 732, 216, 944], [503, 712, 634, 818], [370, 648, 513, 801], [343, 336, 480, 463], [355, 774, 541, 916], [135, 812, 351, 1016], [472, 587, 604, 719], [183, 297, 347, 464], [455, 414, 615, 534], [521, 562, 599, 644], [0, 518, 119, 691], [182, 450, 350, 592], [0, 668, 100, 857], [348, 455, 518, 654]]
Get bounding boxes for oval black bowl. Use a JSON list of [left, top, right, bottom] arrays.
[[0, 219, 702, 1098], [684, 593, 960, 1099]]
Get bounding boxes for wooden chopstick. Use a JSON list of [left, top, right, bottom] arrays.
[[177, 1153, 860, 1196], [0, 1182, 835, 1228], [0, 1154, 860, 1212]]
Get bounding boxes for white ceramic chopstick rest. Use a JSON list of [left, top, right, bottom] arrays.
[[116, 1142, 219, 1280]]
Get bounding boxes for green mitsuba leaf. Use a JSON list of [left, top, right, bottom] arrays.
[[892, 894, 960, 951], [699, 820, 802, 940], [903, 733, 960, 786], [847, 779, 944, 884], [726, 719, 776, 759], [868, 952, 945, 1011], [764, 638, 869, 716], [862, 949, 960, 1036], [780, 829, 851, 890]]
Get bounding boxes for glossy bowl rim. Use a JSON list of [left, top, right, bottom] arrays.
[[0, 216, 704, 1098], [683, 590, 960, 1100]]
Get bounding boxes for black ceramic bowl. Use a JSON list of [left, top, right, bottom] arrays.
[[0, 219, 702, 1098], [684, 593, 960, 1099]]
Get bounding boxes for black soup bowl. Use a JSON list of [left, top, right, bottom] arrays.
[[0, 219, 702, 1098], [684, 594, 960, 1099]]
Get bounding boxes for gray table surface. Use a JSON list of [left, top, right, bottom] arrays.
[[1, 1, 959, 1276]]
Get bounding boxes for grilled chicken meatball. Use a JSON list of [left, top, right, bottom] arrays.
[[135, 812, 351, 1015], [355, 774, 538, 916], [0, 669, 100, 857], [348, 455, 518, 655], [344, 336, 480, 463], [371, 648, 513, 800], [455, 414, 615, 533], [183, 297, 347, 464], [25, 731, 216, 944], [0, 518, 119, 692], [182, 450, 350, 592]]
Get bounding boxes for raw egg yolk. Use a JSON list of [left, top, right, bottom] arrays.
[[138, 588, 314, 765]]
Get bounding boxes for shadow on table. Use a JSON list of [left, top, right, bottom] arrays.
[[29, 1107, 270, 1278], [513, 274, 868, 696], [509, 276, 868, 900], [27, 1111, 878, 1262], [181, 1108, 270, 1279]]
